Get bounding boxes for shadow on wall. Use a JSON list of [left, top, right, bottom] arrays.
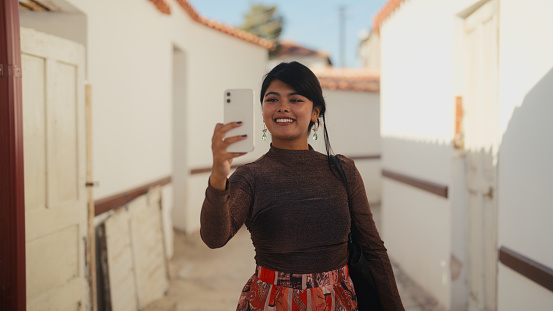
[[500, 66, 553, 170], [498, 67, 553, 252]]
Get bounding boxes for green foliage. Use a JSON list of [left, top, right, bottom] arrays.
[[239, 3, 283, 53]]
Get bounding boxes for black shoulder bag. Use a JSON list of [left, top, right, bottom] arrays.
[[330, 155, 383, 311]]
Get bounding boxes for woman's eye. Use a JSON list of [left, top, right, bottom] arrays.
[[265, 98, 277, 102], [290, 99, 304, 103]]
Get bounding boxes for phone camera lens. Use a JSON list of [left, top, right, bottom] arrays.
[[226, 99, 231, 103], [226, 92, 231, 96]]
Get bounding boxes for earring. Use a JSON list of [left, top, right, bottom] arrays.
[[312, 121, 319, 141], [262, 123, 268, 141]]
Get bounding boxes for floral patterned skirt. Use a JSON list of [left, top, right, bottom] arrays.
[[237, 265, 358, 311]]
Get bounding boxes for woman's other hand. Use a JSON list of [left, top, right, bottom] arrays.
[[210, 122, 247, 190]]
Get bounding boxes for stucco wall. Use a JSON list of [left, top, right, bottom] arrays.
[[176, 19, 268, 232], [497, 0, 553, 309], [379, 0, 455, 307], [21, 0, 269, 232], [311, 89, 381, 204]]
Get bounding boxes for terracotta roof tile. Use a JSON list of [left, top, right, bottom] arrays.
[[373, 0, 407, 33], [175, 0, 275, 50], [276, 41, 330, 58], [312, 68, 380, 92], [148, 0, 171, 15]]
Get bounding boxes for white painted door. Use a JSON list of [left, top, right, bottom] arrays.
[[462, 1, 499, 310], [21, 27, 89, 310]]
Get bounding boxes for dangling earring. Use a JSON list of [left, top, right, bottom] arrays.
[[312, 121, 319, 141], [262, 123, 268, 141]]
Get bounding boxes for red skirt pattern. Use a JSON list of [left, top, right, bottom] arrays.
[[237, 265, 358, 311]]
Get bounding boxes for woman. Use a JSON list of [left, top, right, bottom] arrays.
[[201, 61, 404, 310]]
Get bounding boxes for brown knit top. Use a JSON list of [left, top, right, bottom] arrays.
[[200, 145, 404, 310]]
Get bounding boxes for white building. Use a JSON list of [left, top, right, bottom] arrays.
[[358, 29, 380, 71], [16, 0, 272, 309], [375, 0, 553, 310]]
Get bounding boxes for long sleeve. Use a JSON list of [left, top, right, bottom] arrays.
[[338, 155, 404, 311], [200, 166, 253, 249]]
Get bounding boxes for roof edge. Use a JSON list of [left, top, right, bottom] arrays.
[[175, 0, 275, 50], [313, 68, 380, 92], [373, 0, 407, 33]]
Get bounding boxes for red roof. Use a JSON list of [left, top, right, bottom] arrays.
[[312, 68, 380, 92], [373, 0, 407, 33], [275, 41, 330, 59], [148, 0, 274, 50], [148, 0, 171, 14]]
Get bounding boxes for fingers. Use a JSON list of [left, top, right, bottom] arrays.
[[212, 122, 248, 149], [211, 121, 248, 160], [212, 122, 243, 143], [212, 135, 249, 158], [222, 134, 248, 146]]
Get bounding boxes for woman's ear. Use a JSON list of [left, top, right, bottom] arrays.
[[311, 107, 321, 122]]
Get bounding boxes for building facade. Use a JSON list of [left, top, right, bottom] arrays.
[[17, 0, 271, 308], [375, 0, 553, 309]]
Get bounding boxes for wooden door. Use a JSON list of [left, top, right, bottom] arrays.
[[462, 1, 499, 310], [21, 27, 89, 310]]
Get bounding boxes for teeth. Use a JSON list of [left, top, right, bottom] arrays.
[[276, 118, 294, 123]]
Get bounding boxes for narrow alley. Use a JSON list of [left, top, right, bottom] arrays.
[[144, 205, 445, 311]]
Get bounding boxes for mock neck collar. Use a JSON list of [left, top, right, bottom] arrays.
[[269, 143, 313, 152], [266, 143, 316, 159]]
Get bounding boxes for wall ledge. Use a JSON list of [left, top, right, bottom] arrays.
[[499, 246, 553, 293], [382, 169, 448, 198]]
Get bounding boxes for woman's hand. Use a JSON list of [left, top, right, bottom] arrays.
[[210, 122, 248, 190]]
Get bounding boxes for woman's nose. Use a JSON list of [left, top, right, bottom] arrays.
[[277, 101, 290, 112]]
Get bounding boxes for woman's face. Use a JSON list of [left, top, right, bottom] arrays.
[[262, 79, 320, 150]]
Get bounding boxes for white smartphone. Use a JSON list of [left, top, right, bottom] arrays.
[[224, 89, 255, 153]]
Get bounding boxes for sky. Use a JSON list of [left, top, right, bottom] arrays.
[[188, 0, 388, 68]]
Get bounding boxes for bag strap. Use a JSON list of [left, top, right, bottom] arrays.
[[330, 156, 358, 239]]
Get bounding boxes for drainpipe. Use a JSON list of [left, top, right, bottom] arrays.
[[0, 0, 26, 310]]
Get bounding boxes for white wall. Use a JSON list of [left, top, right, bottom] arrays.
[[24, 0, 269, 232], [311, 89, 381, 204], [181, 18, 268, 231], [358, 30, 380, 71], [497, 0, 553, 309], [379, 0, 456, 307], [381, 138, 452, 305], [380, 0, 553, 308]]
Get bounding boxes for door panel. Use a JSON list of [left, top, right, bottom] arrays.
[[49, 61, 79, 204], [26, 225, 80, 300], [22, 53, 47, 212], [21, 27, 88, 309], [462, 1, 499, 310]]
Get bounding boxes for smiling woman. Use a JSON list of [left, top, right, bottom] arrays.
[[262, 77, 320, 149], [260, 62, 329, 152], [199, 62, 404, 310]]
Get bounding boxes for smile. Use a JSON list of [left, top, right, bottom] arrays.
[[275, 118, 294, 123]]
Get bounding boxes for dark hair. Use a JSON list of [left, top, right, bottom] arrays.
[[260, 61, 333, 157]]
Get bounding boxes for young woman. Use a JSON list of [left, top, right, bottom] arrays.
[[201, 62, 404, 310]]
